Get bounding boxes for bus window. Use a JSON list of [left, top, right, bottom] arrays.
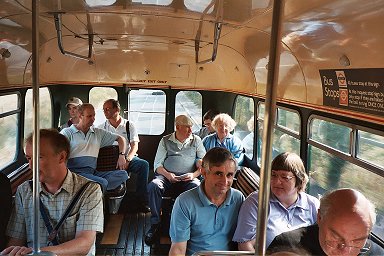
[[257, 103, 300, 165], [274, 107, 300, 155], [277, 107, 300, 133], [175, 91, 202, 133], [308, 146, 384, 237], [89, 87, 118, 127], [357, 131, 384, 168], [257, 102, 265, 165], [0, 93, 19, 170], [185, 0, 214, 13], [310, 118, 351, 153], [133, 0, 172, 5], [234, 96, 254, 159], [24, 88, 52, 138], [128, 89, 166, 135]]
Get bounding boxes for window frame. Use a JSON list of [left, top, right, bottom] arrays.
[[127, 88, 167, 135], [0, 92, 21, 171], [308, 115, 384, 177]]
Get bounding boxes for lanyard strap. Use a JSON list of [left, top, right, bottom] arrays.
[[29, 181, 91, 245]]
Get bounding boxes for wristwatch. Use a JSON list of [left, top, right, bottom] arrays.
[[119, 152, 126, 156]]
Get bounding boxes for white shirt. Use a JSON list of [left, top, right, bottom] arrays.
[[98, 118, 139, 154]]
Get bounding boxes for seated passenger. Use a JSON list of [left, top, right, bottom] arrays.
[[242, 116, 254, 159], [233, 152, 319, 250], [1, 129, 103, 256], [99, 99, 150, 213], [194, 109, 219, 139], [169, 147, 244, 256], [60, 103, 129, 192], [267, 188, 376, 256], [145, 115, 206, 245], [59, 97, 82, 131], [202, 113, 244, 165]]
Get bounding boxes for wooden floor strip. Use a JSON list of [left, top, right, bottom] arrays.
[[100, 214, 125, 245]]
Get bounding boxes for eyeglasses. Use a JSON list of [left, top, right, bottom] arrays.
[[271, 173, 295, 182], [325, 239, 371, 253], [203, 122, 212, 127]]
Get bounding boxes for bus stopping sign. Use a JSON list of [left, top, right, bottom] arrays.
[[319, 68, 384, 117]]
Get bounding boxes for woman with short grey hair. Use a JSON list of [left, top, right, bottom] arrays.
[[202, 113, 244, 165]]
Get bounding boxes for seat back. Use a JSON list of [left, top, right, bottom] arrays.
[[96, 145, 119, 172], [96, 145, 127, 214], [0, 173, 12, 250], [232, 166, 260, 197]]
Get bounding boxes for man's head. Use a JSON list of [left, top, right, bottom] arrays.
[[25, 129, 69, 183], [78, 103, 96, 129], [317, 188, 376, 256], [201, 147, 237, 198], [175, 115, 193, 142], [203, 109, 219, 133], [103, 99, 120, 120], [66, 97, 83, 119]]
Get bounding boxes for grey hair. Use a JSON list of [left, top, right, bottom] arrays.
[[211, 113, 237, 132]]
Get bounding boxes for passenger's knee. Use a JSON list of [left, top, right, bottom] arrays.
[[99, 180, 108, 192], [118, 170, 130, 180], [138, 159, 150, 172], [148, 180, 163, 192]]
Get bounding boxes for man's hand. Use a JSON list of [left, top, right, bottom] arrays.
[[1, 246, 32, 256], [167, 172, 181, 183], [177, 173, 193, 182], [116, 154, 127, 170]]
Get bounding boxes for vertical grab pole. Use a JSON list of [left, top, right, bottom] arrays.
[[255, 0, 285, 255], [30, 1, 56, 255], [31, 0, 41, 252]]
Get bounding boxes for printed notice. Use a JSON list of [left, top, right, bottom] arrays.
[[319, 68, 384, 117]]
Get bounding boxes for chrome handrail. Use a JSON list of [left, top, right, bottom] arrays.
[[255, 0, 285, 255]]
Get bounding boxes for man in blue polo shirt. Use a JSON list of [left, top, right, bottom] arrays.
[[60, 103, 129, 192], [169, 147, 245, 256]]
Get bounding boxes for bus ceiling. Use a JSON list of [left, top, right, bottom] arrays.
[[0, 0, 383, 123]]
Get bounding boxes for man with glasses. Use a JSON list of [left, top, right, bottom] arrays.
[[267, 188, 376, 256], [194, 109, 219, 139], [169, 147, 244, 256], [99, 99, 150, 213]]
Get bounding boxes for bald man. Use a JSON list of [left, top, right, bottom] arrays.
[[145, 115, 206, 245], [267, 188, 376, 256]]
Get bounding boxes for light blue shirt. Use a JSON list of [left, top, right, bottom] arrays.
[[233, 191, 319, 247], [202, 133, 244, 165], [60, 125, 118, 172], [153, 132, 206, 173], [170, 183, 245, 256]]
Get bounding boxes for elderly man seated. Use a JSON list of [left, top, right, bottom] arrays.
[[267, 188, 376, 256], [145, 115, 206, 245]]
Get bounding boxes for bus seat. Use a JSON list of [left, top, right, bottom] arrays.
[[96, 145, 128, 214], [0, 173, 12, 251], [232, 167, 260, 197]]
